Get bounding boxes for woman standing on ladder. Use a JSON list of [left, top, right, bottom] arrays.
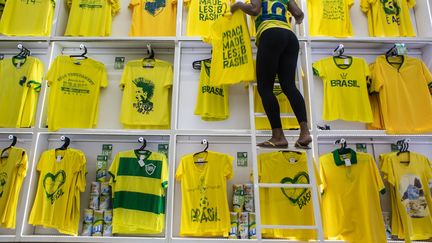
[[231, 0, 311, 149]]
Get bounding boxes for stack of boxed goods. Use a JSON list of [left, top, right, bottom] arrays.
[[81, 146, 114, 236], [230, 184, 255, 239]]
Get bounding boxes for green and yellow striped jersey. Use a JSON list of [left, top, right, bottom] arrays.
[[109, 150, 168, 234]]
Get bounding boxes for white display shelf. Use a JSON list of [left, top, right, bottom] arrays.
[[0, 36, 49, 42], [19, 235, 166, 243], [35, 129, 172, 136], [316, 130, 432, 138], [51, 36, 177, 42]]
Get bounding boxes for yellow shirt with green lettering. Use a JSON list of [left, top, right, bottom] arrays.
[[258, 151, 317, 240], [120, 59, 173, 129], [185, 0, 230, 36], [369, 55, 432, 134], [109, 150, 168, 234], [0, 147, 27, 229], [28, 149, 86, 236], [0, 0, 54, 36], [194, 60, 229, 121], [254, 0, 291, 41], [65, 0, 120, 36], [319, 149, 386, 243], [129, 0, 176, 36], [313, 56, 373, 123], [360, 0, 416, 37], [46, 56, 108, 131], [307, 0, 354, 37], [380, 152, 432, 240], [0, 56, 43, 128], [203, 11, 255, 85], [175, 151, 233, 236]]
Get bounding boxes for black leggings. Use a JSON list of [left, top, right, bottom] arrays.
[[256, 27, 307, 129]]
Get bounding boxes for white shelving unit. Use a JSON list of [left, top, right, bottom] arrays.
[[1, 0, 432, 242]]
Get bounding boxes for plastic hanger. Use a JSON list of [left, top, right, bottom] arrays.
[[335, 138, 350, 155], [192, 50, 212, 70], [385, 44, 404, 67], [193, 139, 209, 163], [396, 139, 410, 163], [142, 44, 155, 68], [136, 137, 150, 152], [1, 135, 17, 159], [55, 136, 70, 151], [70, 44, 88, 63]]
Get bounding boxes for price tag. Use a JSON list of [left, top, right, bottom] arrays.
[[138, 155, 145, 167], [56, 155, 62, 162], [289, 157, 297, 163], [114, 57, 125, 70], [237, 152, 248, 167], [344, 158, 351, 167]]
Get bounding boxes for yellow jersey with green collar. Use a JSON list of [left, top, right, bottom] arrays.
[[175, 151, 233, 236], [0, 147, 27, 229], [319, 149, 386, 243], [313, 56, 373, 123], [0, 56, 43, 128]]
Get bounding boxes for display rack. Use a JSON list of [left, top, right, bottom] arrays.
[[0, 0, 431, 242]]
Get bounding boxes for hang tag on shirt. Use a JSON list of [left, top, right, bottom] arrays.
[[289, 157, 296, 163], [16, 62, 22, 68], [197, 158, 204, 163], [344, 158, 351, 167], [138, 155, 145, 167], [56, 155, 62, 162]]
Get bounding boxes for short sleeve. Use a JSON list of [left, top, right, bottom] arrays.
[[36, 151, 47, 172], [369, 63, 383, 93], [18, 150, 28, 177], [370, 156, 385, 194], [46, 57, 59, 87], [362, 59, 370, 80], [347, 0, 354, 8], [161, 155, 168, 189], [379, 154, 395, 186], [111, 0, 120, 15], [108, 153, 119, 185], [27, 59, 44, 92], [420, 61, 432, 93], [224, 154, 234, 180], [164, 64, 174, 87], [407, 0, 415, 8], [66, 0, 72, 8], [175, 157, 184, 181], [99, 64, 108, 88], [128, 0, 139, 8], [77, 155, 87, 192], [318, 156, 327, 194], [312, 59, 325, 78], [119, 63, 130, 90], [184, 0, 191, 8]]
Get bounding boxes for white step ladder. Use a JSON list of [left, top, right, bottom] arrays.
[[247, 82, 324, 242]]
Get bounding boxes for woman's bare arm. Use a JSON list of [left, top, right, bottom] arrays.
[[230, 0, 262, 16], [288, 0, 304, 24]]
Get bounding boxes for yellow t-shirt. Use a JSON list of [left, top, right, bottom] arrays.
[[258, 151, 317, 240], [360, 0, 416, 37], [175, 151, 233, 236], [129, 0, 176, 36], [307, 0, 354, 37], [65, 0, 120, 36], [367, 62, 385, 130], [319, 149, 386, 243], [203, 11, 255, 86], [254, 0, 291, 41], [185, 0, 230, 36], [109, 150, 168, 234], [46, 56, 108, 131], [28, 149, 86, 236], [194, 60, 230, 121], [370, 55, 432, 134], [254, 85, 299, 130], [120, 59, 173, 129], [0, 56, 43, 128], [313, 56, 373, 123], [0, 0, 54, 36], [380, 152, 432, 240], [0, 147, 27, 229]]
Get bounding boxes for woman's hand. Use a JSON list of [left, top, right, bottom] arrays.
[[230, 2, 243, 13]]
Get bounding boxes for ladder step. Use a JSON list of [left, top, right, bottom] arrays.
[[254, 112, 296, 118], [256, 146, 307, 152], [261, 224, 318, 230], [259, 183, 312, 188]]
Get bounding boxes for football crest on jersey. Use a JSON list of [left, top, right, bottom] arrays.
[[145, 163, 156, 175], [145, 0, 166, 16], [0, 172, 7, 198], [133, 78, 155, 115]]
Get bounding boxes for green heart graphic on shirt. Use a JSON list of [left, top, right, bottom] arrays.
[[280, 172, 310, 204], [43, 171, 66, 199]]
